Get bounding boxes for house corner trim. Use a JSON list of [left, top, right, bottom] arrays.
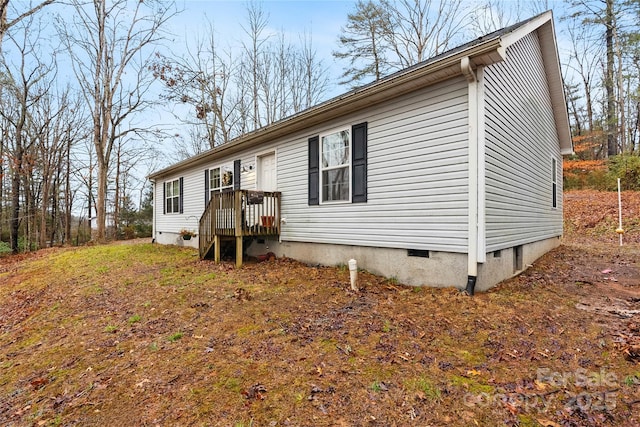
[[462, 57, 487, 286]]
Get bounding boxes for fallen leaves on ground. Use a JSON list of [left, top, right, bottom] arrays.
[[564, 190, 640, 245], [0, 191, 639, 426]]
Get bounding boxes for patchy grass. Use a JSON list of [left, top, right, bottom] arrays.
[[1, 193, 640, 426]]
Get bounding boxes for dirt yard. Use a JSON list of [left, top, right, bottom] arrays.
[[0, 190, 639, 426]]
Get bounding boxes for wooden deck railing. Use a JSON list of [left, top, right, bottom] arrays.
[[199, 190, 281, 264]]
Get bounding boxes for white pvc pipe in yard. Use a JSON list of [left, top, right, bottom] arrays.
[[348, 259, 358, 291], [617, 178, 623, 246]]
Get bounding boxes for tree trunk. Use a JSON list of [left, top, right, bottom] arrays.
[[10, 104, 26, 253], [88, 155, 93, 237], [65, 132, 71, 243], [605, 0, 617, 157], [50, 175, 58, 246], [0, 124, 4, 240], [39, 175, 50, 248], [114, 140, 121, 238], [10, 150, 21, 253], [95, 158, 108, 241], [583, 74, 594, 133], [614, 24, 625, 152]]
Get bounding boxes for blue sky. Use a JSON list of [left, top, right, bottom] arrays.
[[165, 0, 571, 98], [4, 0, 575, 184], [145, 0, 573, 160], [168, 0, 356, 95]]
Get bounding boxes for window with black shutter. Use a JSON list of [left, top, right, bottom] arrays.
[[204, 169, 210, 205], [234, 159, 241, 190], [308, 136, 319, 205], [308, 121, 367, 205], [351, 122, 368, 203]]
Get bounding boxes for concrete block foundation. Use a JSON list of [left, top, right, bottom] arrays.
[[248, 236, 561, 292]]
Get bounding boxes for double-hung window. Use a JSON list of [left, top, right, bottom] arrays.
[[308, 122, 367, 206], [205, 160, 241, 206], [165, 178, 181, 214], [209, 164, 234, 198], [321, 129, 350, 202]]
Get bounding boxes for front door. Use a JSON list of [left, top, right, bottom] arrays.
[[257, 152, 276, 191]]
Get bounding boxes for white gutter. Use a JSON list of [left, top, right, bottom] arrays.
[[476, 67, 487, 265], [149, 178, 157, 243]]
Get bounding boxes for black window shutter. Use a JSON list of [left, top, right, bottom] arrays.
[[234, 160, 241, 190], [352, 122, 368, 203], [204, 169, 210, 205], [162, 181, 166, 214], [308, 136, 319, 205], [179, 177, 184, 214]]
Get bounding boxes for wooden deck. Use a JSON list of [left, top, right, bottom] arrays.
[[198, 190, 281, 265]]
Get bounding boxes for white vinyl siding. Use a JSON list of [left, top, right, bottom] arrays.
[[154, 151, 262, 235], [279, 77, 470, 252], [154, 77, 469, 252], [484, 33, 563, 251]]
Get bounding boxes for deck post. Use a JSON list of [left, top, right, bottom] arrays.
[[235, 236, 243, 268], [234, 191, 244, 267], [214, 235, 220, 263]]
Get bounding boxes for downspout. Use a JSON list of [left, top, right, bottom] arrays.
[[461, 57, 479, 295], [150, 178, 157, 243]]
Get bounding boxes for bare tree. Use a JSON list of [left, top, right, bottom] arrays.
[[0, 0, 54, 50], [0, 80, 7, 240], [562, 12, 605, 160], [58, 0, 177, 241], [469, 0, 520, 35], [238, 8, 328, 129], [155, 11, 328, 157], [291, 31, 329, 112], [32, 85, 62, 248], [241, 1, 270, 129], [383, 0, 471, 68], [605, 0, 617, 156], [32, 87, 85, 247], [0, 16, 55, 252], [152, 22, 237, 149], [111, 132, 156, 238], [568, 0, 621, 156], [469, 0, 551, 36]]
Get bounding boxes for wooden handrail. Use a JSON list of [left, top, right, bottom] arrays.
[[199, 190, 281, 260]]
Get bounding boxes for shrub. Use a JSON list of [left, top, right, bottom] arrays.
[[563, 159, 610, 190], [123, 226, 136, 240], [0, 241, 11, 255], [134, 222, 152, 238], [562, 156, 640, 191], [607, 155, 640, 190]]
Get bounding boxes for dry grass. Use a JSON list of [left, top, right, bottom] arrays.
[[1, 190, 639, 426]]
